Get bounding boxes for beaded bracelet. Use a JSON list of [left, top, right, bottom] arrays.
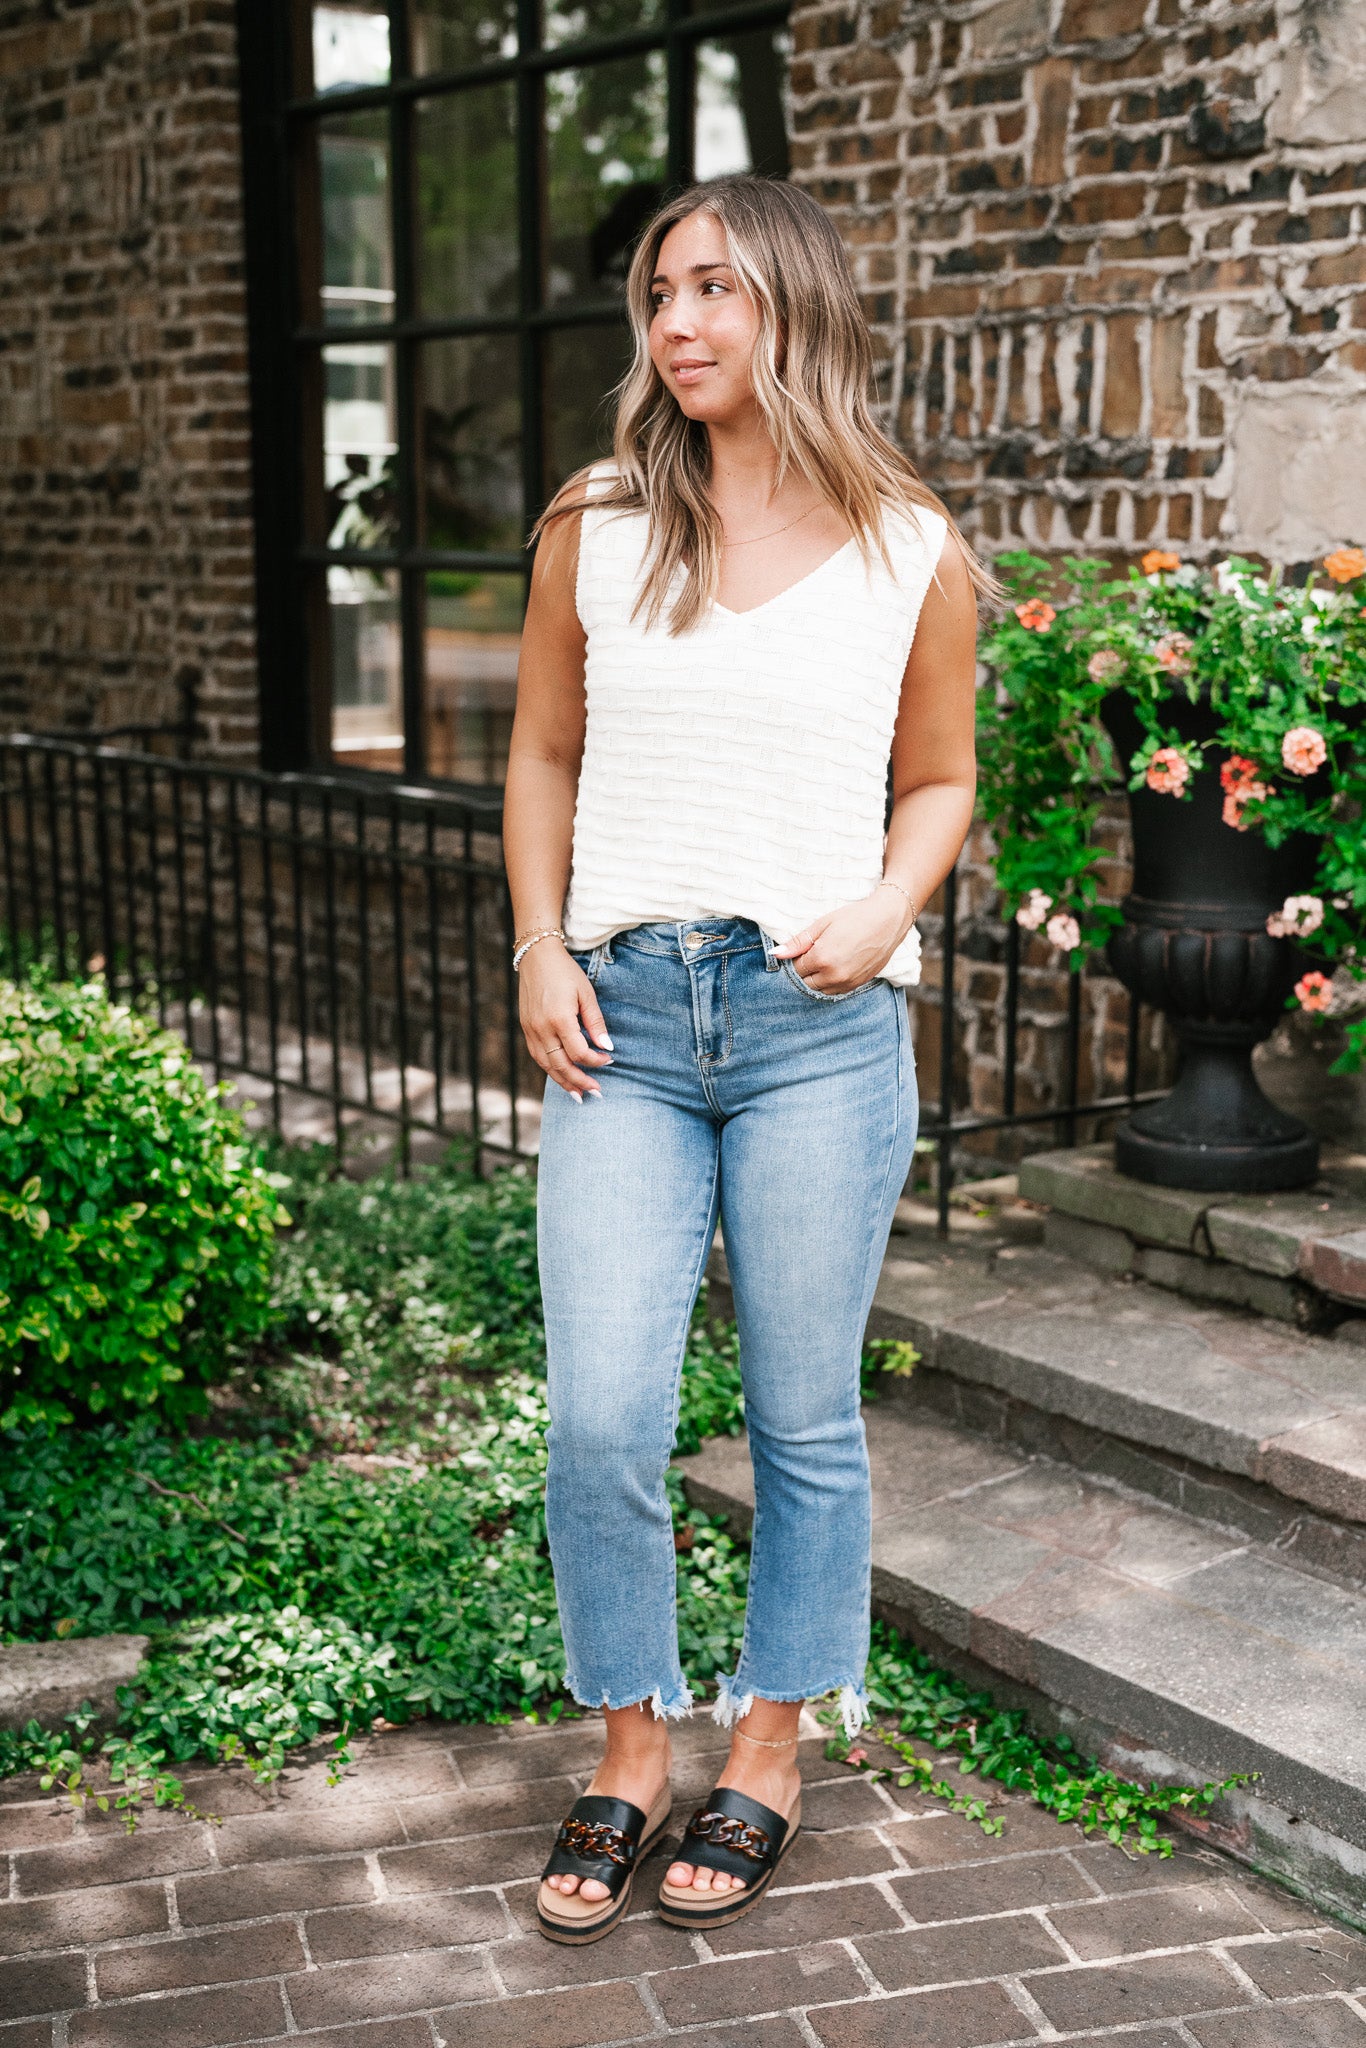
[[512, 927, 566, 973]]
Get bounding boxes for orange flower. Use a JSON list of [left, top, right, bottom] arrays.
[[1219, 755, 1261, 795], [1294, 971, 1332, 1014], [1015, 598, 1056, 632], [1324, 547, 1366, 584], [1141, 549, 1180, 575], [1145, 747, 1190, 795]]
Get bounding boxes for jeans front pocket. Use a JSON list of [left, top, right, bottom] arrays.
[[779, 957, 876, 1004], [570, 943, 611, 986]]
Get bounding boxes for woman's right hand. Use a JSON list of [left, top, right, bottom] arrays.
[[518, 941, 615, 1101]]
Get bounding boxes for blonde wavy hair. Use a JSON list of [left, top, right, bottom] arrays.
[[537, 173, 995, 633]]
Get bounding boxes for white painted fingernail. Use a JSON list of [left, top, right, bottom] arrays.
[[570, 1090, 583, 1104], [596, 1032, 615, 1050]]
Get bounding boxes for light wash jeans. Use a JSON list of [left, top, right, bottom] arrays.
[[537, 917, 918, 1734]]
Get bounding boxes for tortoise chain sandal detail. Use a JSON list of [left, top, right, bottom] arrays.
[[536, 1789, 672, 1944], [656, 1783, 802, 1929]]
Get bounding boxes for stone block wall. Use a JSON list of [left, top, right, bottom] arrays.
[[0, 1, 258, 756], [788, 0, 1366, 566]]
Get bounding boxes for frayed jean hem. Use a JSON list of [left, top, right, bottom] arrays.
[[564, 1674, 695, 1720], [712, 1672, 870, 1742]]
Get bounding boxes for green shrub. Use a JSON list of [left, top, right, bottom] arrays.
[[0, 979, 290, 1427]]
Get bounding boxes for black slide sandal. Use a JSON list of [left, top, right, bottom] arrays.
[[536, 1789, 672, 1944], [656, 1784, 802, 1929]]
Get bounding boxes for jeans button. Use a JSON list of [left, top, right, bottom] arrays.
[[684, 933, 706, 948]]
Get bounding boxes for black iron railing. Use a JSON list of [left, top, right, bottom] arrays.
[[0, 733, 1164, 1210]]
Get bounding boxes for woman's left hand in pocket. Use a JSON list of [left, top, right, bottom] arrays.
[[773, 891, 911, 994]]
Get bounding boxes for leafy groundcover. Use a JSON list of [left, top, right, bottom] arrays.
[[0, 1149, 1240, 1851]]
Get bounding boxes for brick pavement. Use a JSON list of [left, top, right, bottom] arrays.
[[3, 1709, 1365, 2047]]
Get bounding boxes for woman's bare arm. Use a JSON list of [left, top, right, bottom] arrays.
[[774, 531, 979, 991], [503, 507, 614, 1100]]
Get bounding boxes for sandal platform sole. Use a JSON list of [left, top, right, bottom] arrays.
[[536, 1812, 671, 1945]]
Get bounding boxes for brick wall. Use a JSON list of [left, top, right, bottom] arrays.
[[0, 0, 258, 757], [789, 0, 1366, 566], [786, 0, 1366, 1161]]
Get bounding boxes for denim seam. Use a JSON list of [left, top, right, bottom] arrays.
[[699, 951, 734, 1068], [663, 1135, 725, 1686]]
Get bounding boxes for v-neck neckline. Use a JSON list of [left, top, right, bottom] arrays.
[[711, 536, 858, 621]]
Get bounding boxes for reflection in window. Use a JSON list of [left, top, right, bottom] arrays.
[[425, 572, 524, 785], [695, 33, 791, 179], [417, 338, 522, 552], [323, 343, 399, 549], [416, 87, 519, 322], [329, 567, 402, 770], [543, 0, 665, 50], [544, 324, 634, 493], [320, 111, 393, 327], [545, 54, 667, 305], [411, 0, 518, 73], [312, 4, 390, 93]]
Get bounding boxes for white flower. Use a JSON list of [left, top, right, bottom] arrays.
[[1267, 894, 1324, 939], [1046, 912, 1082, 952], [1015, 889, 1052, 931]]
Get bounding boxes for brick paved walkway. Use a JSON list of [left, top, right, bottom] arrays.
[[3, 1708, 1365, 2047]]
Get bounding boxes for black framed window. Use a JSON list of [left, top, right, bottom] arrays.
[[237, 0, 789, 787]]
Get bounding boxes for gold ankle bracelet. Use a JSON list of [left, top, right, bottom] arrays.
[[734, 1727, 799, 1750]]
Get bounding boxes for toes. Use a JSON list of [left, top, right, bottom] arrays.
[[556, 1875, 580, 1895], [667, 1862, 695, 1887], [580, 1879, 610, 1902]]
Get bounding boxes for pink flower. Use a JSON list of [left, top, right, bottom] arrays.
[[1046, 912, 1082, 952], [1088, 648, 1123, 681], [846, 1748, 868, 1767], [1281, 726, 1327, 776], [1267, 894, 1324, 939], [1153, 632, 1193, 675], [1015, 599, 1056, 632], [1145, 747, 1190, 796], [1221, 757, 1271, 829], [1015, 889, 1052, 931], [1295, 971, 1332, 1013]]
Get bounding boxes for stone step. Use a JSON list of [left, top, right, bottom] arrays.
[[1019, 1144, 1366, 1328], [864, 1237, 1366, 1552], [678, 1404, 1366, 1923]]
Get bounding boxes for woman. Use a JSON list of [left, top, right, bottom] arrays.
[[503, 174, 984, 1944]]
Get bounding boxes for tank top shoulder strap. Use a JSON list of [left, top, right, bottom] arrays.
[[574, 463, 644, 631]]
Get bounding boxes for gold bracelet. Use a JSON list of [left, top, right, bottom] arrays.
[[876, 878, 918, 920], [512, 928, 566, 972]]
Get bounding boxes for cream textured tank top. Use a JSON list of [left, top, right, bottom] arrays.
[[562, 467, 948, 988]]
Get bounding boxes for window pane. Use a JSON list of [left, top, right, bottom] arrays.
[[543, 0, 664, 51], [311, 4, 391, 93], [324, 342, 400, 548], [425, 571, 523, 784], [415, 86, 518, 320], [320, 110, 394, 326], [544, 54, 666, 306], [417, 337, 522, 551], [694, 32, 790, 180], [329, 567, 403, 771], [411, 0, 517, 72], [544, 323, 632, 493]]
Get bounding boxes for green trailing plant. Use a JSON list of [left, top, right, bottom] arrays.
[[977, 546, 1366, 1068], [0, 977, 290, 1427], [823, 1626, 1249, 1857]]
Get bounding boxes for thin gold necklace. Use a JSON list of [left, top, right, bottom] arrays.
[[721, 504, 820, 548]]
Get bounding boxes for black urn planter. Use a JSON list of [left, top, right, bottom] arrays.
[[1100, 692, 1321, 1193]]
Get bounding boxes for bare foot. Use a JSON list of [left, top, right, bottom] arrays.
[[544, 1705, 672, 1905], [667, 1707, 801, 1897]]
